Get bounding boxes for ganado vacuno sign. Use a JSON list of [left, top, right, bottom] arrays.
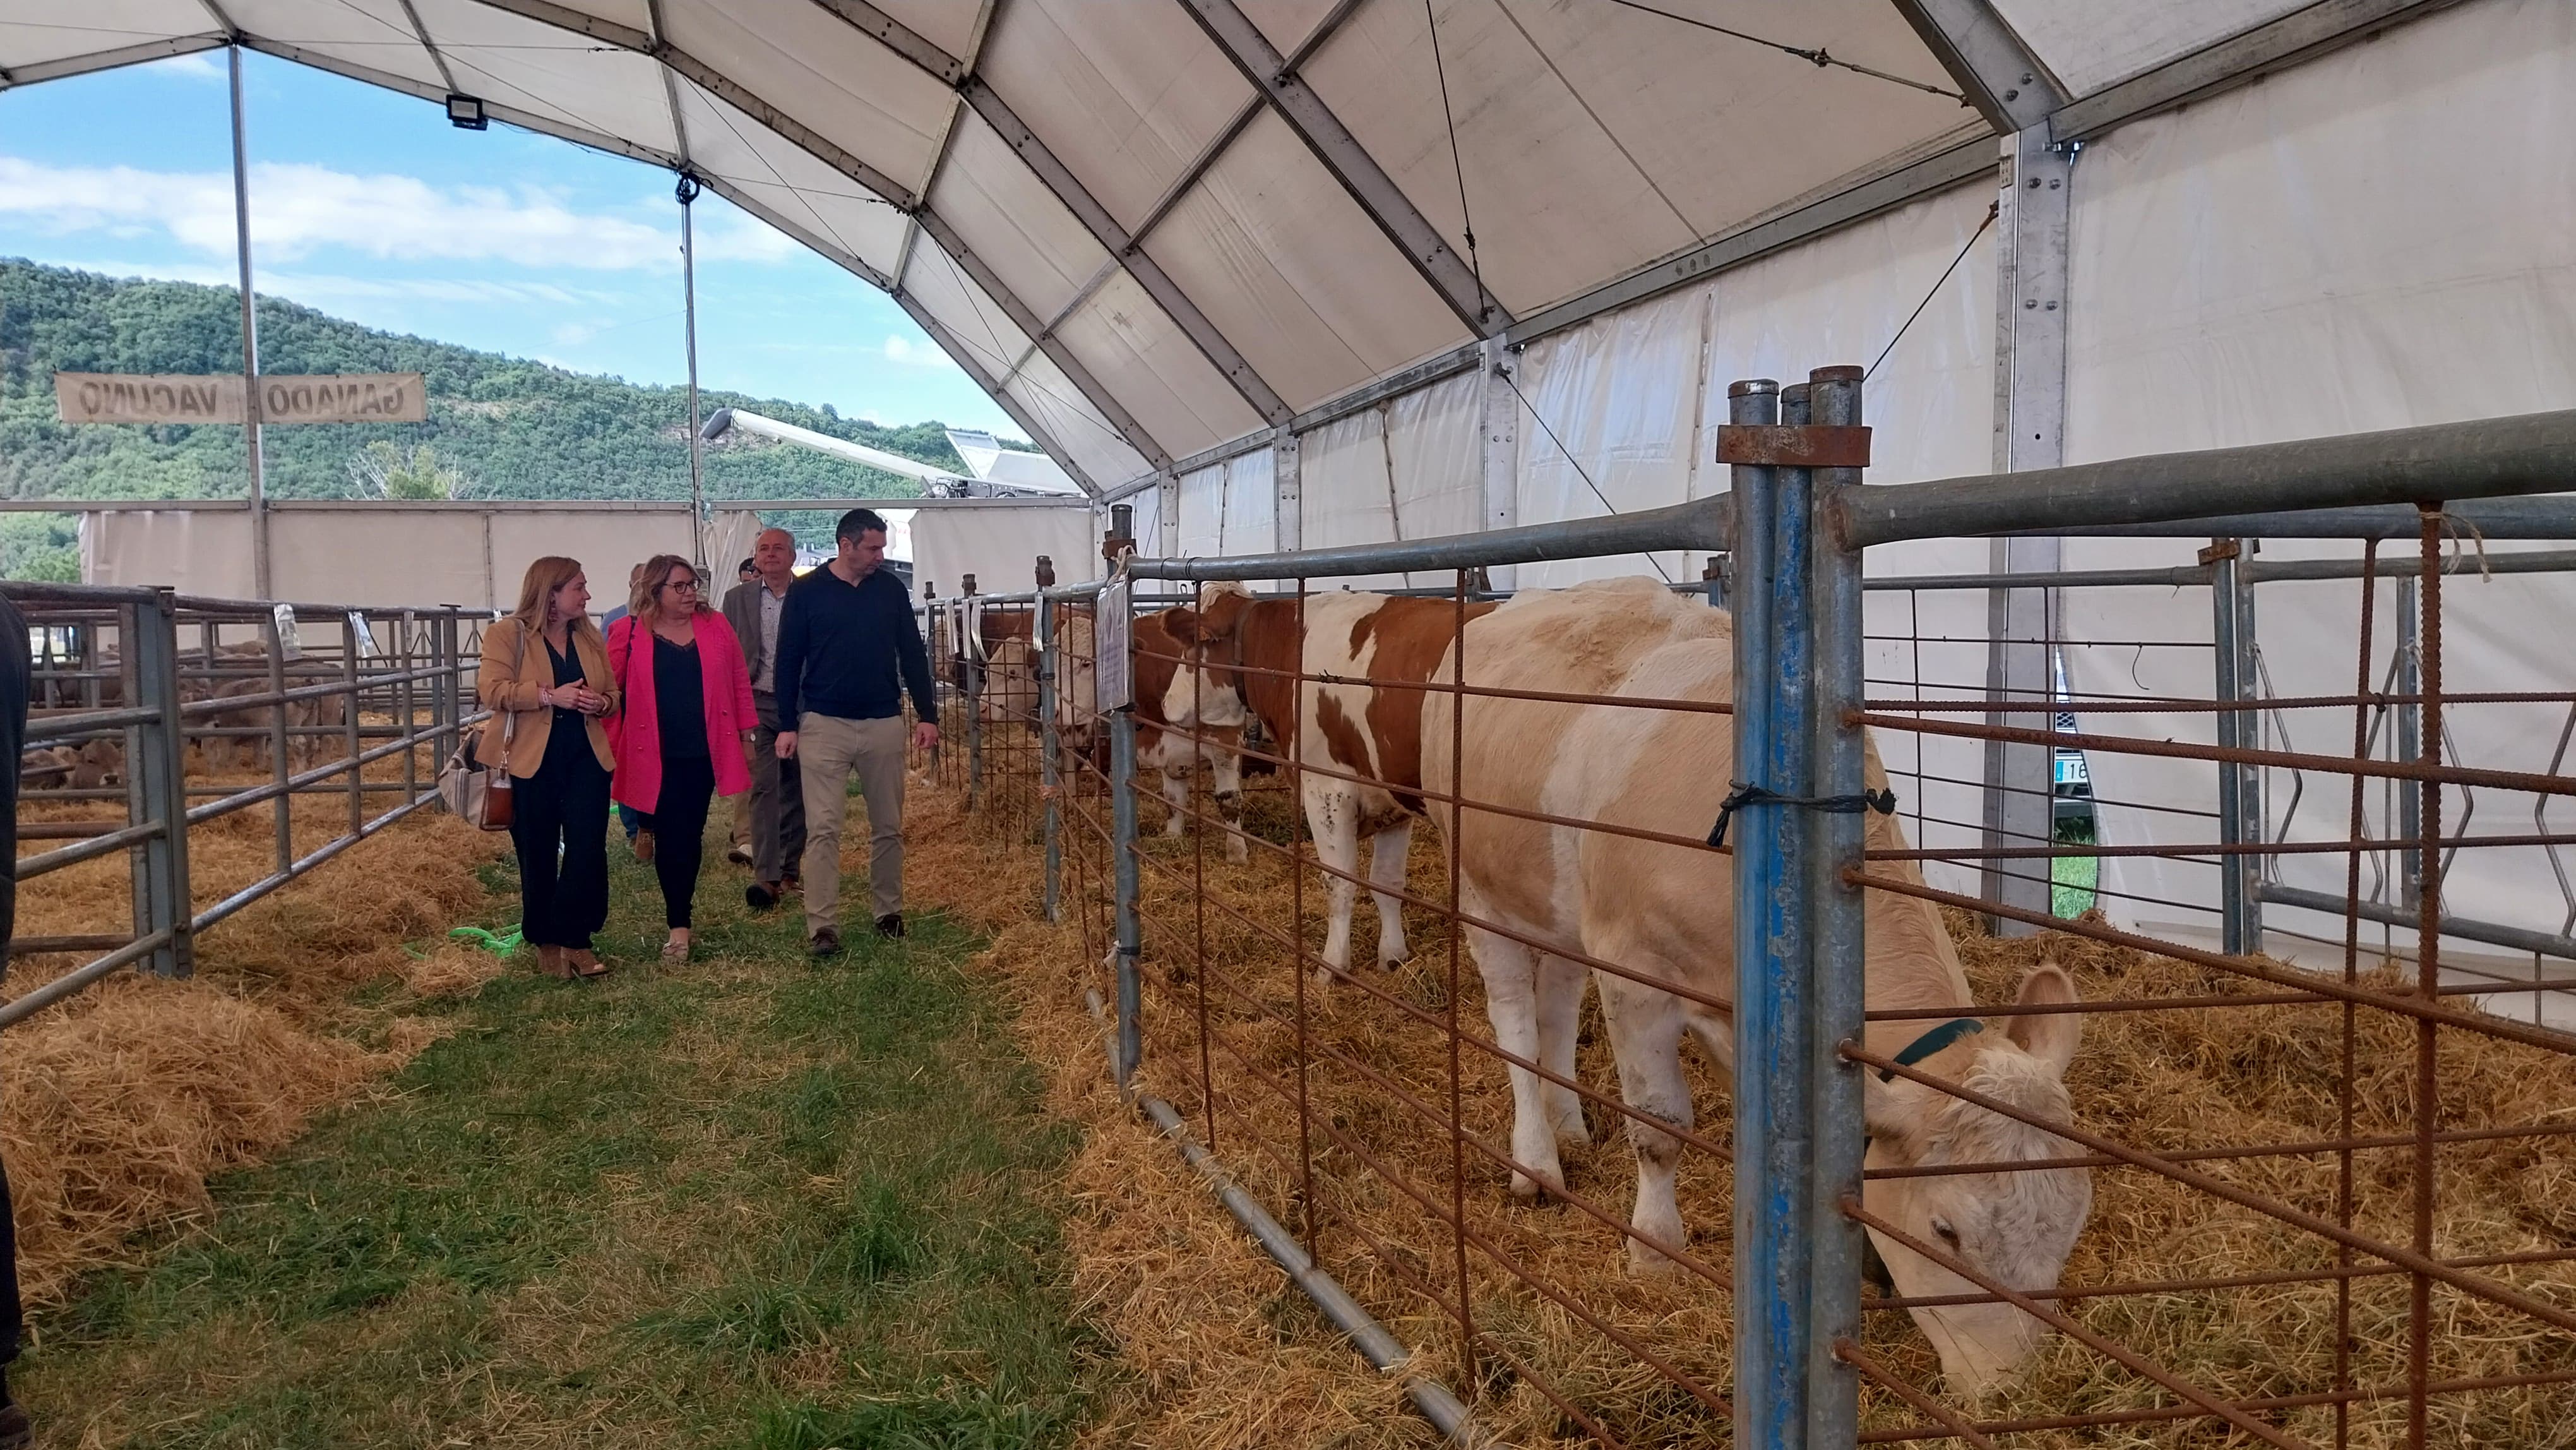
[[54, 373, 428, 426]]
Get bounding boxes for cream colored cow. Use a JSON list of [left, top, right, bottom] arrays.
[[1420, 577, 2092, 1394]]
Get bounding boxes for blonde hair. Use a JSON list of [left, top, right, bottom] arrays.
[[630, 553, 701, 623], [511, 556, 602, 645]]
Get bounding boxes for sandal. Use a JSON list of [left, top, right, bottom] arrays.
[[568, 947, 611, 978], [661, 933, 691, 965], [535, 945, 576, 980]]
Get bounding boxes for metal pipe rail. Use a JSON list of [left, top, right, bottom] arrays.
[[1000, 388, 2576, 1447], [4, 584, 482, 1018]]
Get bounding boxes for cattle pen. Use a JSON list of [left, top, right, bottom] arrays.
[[4, 584, 484, 1024], [919, 378, 2576, 1448]]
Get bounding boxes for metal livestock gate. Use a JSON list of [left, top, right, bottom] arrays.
[[3, 582, 485, 1028], [966, 380, 2576, 1448]]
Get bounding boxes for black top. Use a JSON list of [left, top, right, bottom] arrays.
[[653, 632, 709, 759], [772, 563, 938, 726], [538, 635, 598, 774]]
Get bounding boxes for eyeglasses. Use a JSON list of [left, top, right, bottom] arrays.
[[661, 578, 701, 595]]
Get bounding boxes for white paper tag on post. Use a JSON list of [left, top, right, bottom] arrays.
[[1094, 577, 1133, 711], [345, 611, 379, 659], [271, 604, 304, 661]]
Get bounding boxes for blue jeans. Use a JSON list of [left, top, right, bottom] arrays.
[[619, 803, 649, 839]]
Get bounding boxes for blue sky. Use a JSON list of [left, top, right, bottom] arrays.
[[0, 49, 1018, 433]]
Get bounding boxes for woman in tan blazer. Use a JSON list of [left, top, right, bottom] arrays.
[[481, 556, 621, 978]]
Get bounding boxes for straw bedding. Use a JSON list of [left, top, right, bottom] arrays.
[[909, 766, 2576, 1449], [6, 762, 505, 1307]]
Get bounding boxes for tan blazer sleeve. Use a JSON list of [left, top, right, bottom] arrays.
[[479, 620, 544, 712]]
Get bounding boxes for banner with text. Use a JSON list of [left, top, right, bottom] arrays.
[[54, 373, 427, 426]]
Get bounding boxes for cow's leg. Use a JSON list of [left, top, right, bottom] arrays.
[[1536, 950, 1590, 1148], [1208, 741, 1247, 865], [1158, 767, 1188, 839], [1465, 914, 1566, 1200], [1307, 787, 1362, 980], [1366, 820, 1412, 967], [1598, 971, 1694, 1272]]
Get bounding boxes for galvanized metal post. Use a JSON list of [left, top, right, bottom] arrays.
[[265, 607, 294, 875], [228, 44, 273, 599], [2236, 561, 2265, 951], [2212, 542, 2249, 954], [1112, 702, 1142, 1092], [1273, 426, 1303, 553], [963, 577, 984, 812], [1804, 366, 1868, 1449], [1479, 335, 1520, 592], [1982, 121, 2072, 935], [126, 591, 193, 978], [1729, 374, 1816, 1450], [1037, 584, 1062, 923]]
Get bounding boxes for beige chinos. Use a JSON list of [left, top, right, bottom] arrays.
[[797, 712, 908, 930]]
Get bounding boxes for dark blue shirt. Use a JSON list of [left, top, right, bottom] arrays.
[[773, 563, 938, 726]]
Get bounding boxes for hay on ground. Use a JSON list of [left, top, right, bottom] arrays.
[[907, 765, 2576, 1450], [6, 780, 508, 1308]]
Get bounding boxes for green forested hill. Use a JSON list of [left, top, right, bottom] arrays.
[[0, 258, 1001, 577]]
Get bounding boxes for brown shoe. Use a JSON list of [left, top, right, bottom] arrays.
[[634, 829, 655, 865], [535, 944, 575, 980], [808, 928, 842, 959], [568, 947, 611, 978], [0, 1395, 28, 1450]]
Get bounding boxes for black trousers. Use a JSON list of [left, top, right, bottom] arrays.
[[510, 742, 612, 949], [653, 753, 717, 930]]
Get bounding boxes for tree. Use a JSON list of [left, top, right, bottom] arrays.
[[345, 440, 474, 500]]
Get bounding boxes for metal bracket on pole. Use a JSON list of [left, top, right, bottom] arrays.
[[126, 590, 193, 978], [1479, 336, 1520, 592], [1272, 426, 1302, 554], [1983, 123, 2073, 935], [1156, 473, 1181, 558]]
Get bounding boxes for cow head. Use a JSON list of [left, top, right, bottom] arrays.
[[1861, 962, 2091, 1395], [1150, 584, 1252, 738]]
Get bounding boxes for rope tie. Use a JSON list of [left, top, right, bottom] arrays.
[[2421, 508, 2493, 581], [1707, 780, 1897, 849]]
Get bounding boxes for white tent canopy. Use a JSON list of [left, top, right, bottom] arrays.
[[0, 0, 2443, 503]]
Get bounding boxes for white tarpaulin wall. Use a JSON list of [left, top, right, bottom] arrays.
[[83, 505, 696, 611], [18, 0, 2576, 949], [910, 506, 1098, 602], [2053, 0, 2576, 986]]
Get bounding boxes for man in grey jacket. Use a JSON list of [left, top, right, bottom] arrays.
[[720, 527, 804, 908]]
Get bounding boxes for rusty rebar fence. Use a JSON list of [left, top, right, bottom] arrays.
[[995, 395, 2576, 1447]]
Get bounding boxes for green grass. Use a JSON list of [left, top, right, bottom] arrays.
[[19, 822, 1117, 1448], [2052, 815, 2101, 918]]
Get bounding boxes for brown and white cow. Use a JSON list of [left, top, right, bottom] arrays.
[[1417, 577, 2092, 1393], [1162, 589, 1497, 976], [1056, 591, 1253, 864]]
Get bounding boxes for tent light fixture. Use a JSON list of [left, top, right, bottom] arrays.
[[444, 94, 487, 131]]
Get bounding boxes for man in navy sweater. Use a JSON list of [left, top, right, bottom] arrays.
[[773, 508, 939, 956]]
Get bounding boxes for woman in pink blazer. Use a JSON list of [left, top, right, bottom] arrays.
[[607, 553, 758, 962]]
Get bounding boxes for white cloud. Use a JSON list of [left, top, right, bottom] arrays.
[[880, 333, 954, 369], [694, 212, 797, 263], [153, 52, 227, 82], [0, 156, 719, 272], [551, 321, 599, 346]]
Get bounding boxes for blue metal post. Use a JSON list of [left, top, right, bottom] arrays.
[[1805, 366, 1868, 1447], [1730, 374, 1818, 1449]]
